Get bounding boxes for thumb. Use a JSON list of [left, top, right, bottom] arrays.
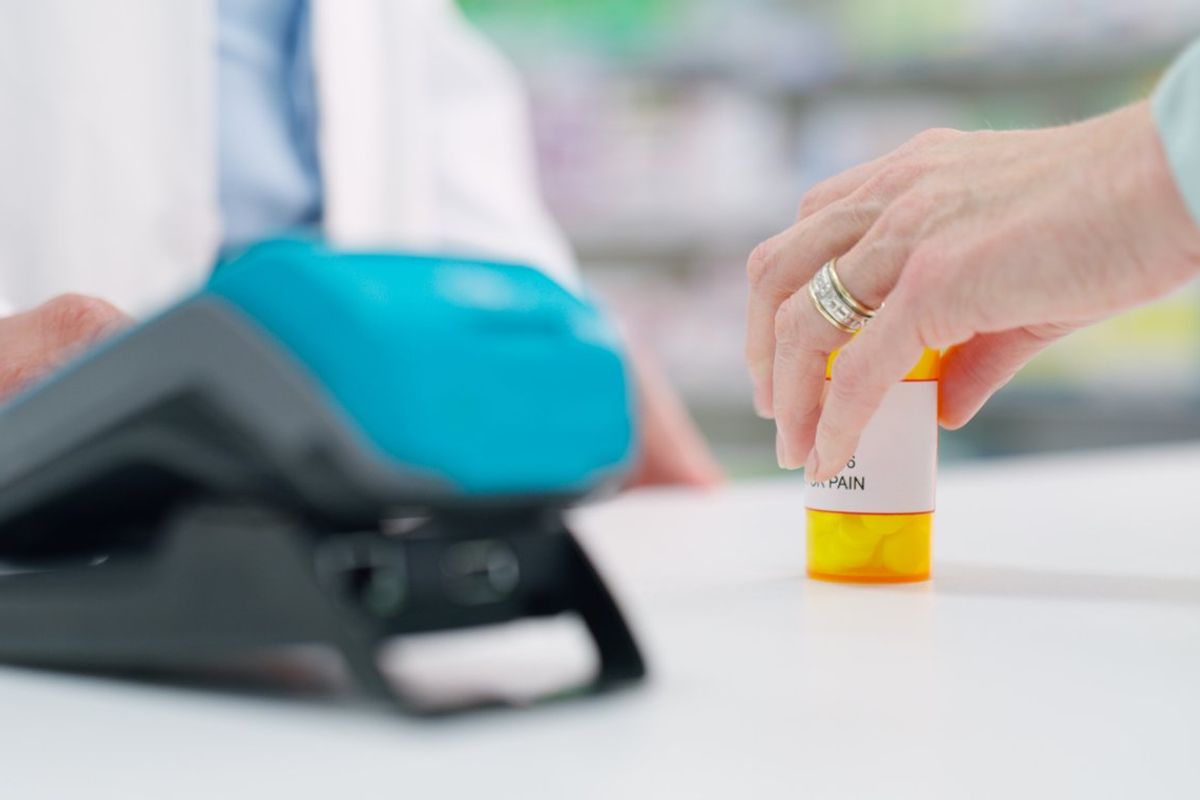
[[938, 324, 1076, 430]]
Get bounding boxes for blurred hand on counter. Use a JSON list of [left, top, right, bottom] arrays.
[[746, 99, 1200, 482], [0, 295, 129, 400], [624, 338, 724, 490]]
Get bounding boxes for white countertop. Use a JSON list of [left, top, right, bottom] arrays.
[[0, 444, 1197, 799]]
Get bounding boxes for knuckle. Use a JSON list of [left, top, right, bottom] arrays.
[[912, 305, 951, 350], [825, 195, 879, 236], [874, 198, 925, 240], [861, 161, 923, 200], [39, 294, 124, 343], [815, 407, 854, 445], [746, 240, 778, 286], [1026, 322, 1075, 344], [829, 353, 869, 402], [774, 293, 810, 345], [910, 301, 955, 351], [911, 127, 962, 148], [846, 197, 879, 231], [797, 183, 832, 219]]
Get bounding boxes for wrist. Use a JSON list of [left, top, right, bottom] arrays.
[[1113, 101, 1200, 284]]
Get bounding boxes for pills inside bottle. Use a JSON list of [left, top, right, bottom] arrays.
[[805, 349, 939, 583]]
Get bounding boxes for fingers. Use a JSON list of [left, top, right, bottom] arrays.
[[746, 192, 884, 418], [809, 303, 926, 482], [770, 213, 918, 469], [938, 324, 1074, 429], [771, 292, 842, 469], [746, 147, 945, 418], [794, 156, 895, 220], [746, 204, 872, 416], [803, 244, 1065, 478], [35, 294, 129, 354], [0, 294, 129, 400], [807, 242, 968, 480], [808, 239, 1034, 478], [623, 332, 724, 490], [748, 127, 971, 474]]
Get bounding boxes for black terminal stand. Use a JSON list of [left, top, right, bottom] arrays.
[[0, 299, 644, 712]]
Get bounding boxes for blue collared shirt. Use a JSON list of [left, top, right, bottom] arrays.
[[217, 0, 322, 250]]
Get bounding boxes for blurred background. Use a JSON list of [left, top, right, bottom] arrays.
[[460, 0, 1200, 476]]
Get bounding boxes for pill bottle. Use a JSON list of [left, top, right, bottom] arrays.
[[805, 349, 939, 583]]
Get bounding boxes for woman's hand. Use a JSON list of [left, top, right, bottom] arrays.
[[0, 294, 129, 399], [624, 337, 724, 490], [746, 101, 1200, 482]]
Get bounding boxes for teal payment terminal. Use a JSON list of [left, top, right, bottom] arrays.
[[0, 240, 645, 712]]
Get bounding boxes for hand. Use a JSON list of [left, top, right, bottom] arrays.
[[623, 337, 724, 490], [746, 101, 1200, 481], [0, 294, 130, 400]]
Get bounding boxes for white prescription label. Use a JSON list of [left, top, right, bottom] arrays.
[[804, 379, 937, 515]]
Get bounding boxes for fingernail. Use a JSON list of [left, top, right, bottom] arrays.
[[804, 448, 819, 479], [776, 431, 788, 469], [753, 382, 774, 419]]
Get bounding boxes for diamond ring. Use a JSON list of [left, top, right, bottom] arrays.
[[806, 258, 879, 334]]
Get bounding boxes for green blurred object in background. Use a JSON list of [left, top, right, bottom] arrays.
[[459, 0, 680, 56], [836, 0, 971, 60]]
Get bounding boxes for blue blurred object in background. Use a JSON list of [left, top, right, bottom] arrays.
[[210, 239, 636, 495]]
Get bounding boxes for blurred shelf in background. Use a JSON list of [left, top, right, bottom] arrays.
[[461, 0, 1200, 475]]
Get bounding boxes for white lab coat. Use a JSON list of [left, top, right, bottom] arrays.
[[0, 0, 577, 318]]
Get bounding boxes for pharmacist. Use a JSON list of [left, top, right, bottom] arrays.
[[748, 39, 1200, 482], [0, 0, 721, 489]]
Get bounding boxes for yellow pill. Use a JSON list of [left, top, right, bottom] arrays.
[[809, 535, 834, 571], [837, 516, 884, 549], [810, 534, 849, 570], [821, 545, 874, 571], [816, 516, 879, 570], [881, 524, 930, 575], [860, 514, 907, 536]]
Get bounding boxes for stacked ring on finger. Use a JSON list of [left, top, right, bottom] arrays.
[[807, 258, 880, 334]]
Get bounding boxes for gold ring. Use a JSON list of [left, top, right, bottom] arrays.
[[826, 257, 879, 318], [806, 259, 878, 334]]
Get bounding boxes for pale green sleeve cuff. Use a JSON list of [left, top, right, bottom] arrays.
[[1154, 39, 1200, 228]]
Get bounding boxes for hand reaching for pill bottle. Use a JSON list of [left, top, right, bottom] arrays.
[[745, 99, 1200, 483]]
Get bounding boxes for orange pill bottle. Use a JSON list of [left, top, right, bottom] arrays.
[[805, 349, 939, 583]]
